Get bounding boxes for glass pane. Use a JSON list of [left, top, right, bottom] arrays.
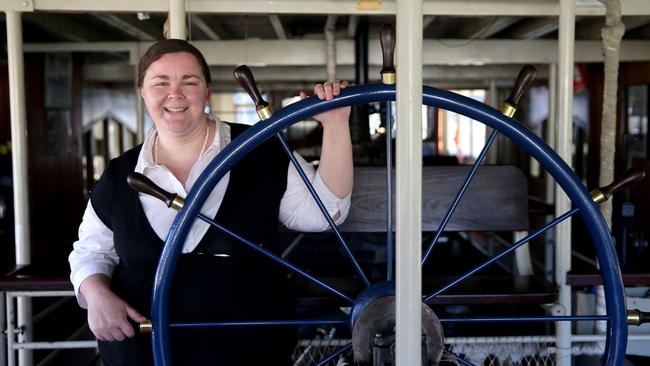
[[626, 85, 648, 161]]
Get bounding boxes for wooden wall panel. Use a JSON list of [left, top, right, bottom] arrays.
[[25, 53, 85, 268], [0, 63, 15, 270]]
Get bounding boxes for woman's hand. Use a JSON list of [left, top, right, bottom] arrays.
[[299, 80, 353, 200], [300, 80, 351, 127], [80, 274, 148, 341]]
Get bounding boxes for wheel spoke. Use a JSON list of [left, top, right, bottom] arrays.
[[423, 208, 578, 302], [196, 212, 354, 303], [444, 348, 480, 366], [315, 342, 352, 366], [422, 130, 498, 266], [168, 318, 348, 329], [275, 134, 371, 287], [438, 315, 609, 323]]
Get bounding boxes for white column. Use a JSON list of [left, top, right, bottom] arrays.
[[6, 11, 33, 366], [169, 0, 186, 40], [395, 0, 423, 365], [555, 1, 575, 366], [6, 12, 30, 269]]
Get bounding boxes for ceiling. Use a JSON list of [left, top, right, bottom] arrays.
[[2, 10, 650, 87], [3, 12, 650, 43], [10, 12, 650, 43]]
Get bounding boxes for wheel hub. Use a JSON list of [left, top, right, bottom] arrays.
[[350, 282, 444, 365]]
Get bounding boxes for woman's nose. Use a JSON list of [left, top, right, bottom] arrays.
[[167, 84, 184, 99]]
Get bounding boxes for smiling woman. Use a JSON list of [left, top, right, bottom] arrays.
[[138, 44, 214, 184], [68, 39, 354, 365]]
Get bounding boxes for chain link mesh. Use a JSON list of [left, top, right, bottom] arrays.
[[448, 342, 555, 366], [292, 339, 352, 366], [292, 339, 556, 366]]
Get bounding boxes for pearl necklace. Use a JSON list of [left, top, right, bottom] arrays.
[[153, 123, 211, 165]]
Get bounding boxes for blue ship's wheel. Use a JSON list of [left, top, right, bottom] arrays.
[[127, 78, 633, 366], [124, 24, 642, 366]]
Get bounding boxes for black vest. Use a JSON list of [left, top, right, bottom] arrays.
[[90, 123, 295, 365]]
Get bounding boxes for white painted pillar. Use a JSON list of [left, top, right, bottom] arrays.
[[556, 1, 576, 366], [169, 0, 186, 40], [395, 0, 423, 365], [6, 11, 33, 366]]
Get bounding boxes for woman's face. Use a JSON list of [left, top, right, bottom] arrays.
[[140, 52, 209, 137]]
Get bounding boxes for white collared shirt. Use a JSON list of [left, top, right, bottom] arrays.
[[69, 115, 351, 307]]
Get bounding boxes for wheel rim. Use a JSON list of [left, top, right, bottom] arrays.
[[151, 83, 627, 366]]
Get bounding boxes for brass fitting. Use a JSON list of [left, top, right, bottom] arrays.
[[381, 72, 396, 85], [500, 103, 516, 118], [628, 309, 642, 326], [590, 189, 606, 205], [170, 196, 185, 211], [257, 105, 273, 121], [139, 321, 153, 333]]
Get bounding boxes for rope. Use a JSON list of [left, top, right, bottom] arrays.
[[596, 0, 625, 336]]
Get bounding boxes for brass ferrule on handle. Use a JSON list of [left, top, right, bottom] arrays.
[[170, 196, 185, 211], [139, 321, 153, 333], [590, 168, 646, 205], [500, 103, 517, 118], [381, 72, 396, 85], [256, 105, 273, 120], [590, 189, 606, 205], [627, 309, 650, 326]]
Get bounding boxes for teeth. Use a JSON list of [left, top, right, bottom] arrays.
[[166, 107, 186, 112]]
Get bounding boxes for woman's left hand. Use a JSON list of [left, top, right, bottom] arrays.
[[300, 80, 351, 127]]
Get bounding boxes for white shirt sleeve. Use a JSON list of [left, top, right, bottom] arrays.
[[68, 202, 119, 308], [279, 152, 351, 232]]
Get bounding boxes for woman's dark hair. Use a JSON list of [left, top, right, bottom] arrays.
[[137, 39, 211, 88]]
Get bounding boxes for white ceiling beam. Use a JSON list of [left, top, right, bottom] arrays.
[[268, 14, 288, 40], [195, 39, 650, 65], [190, 14, 220, 40], [576, 15, 650, 39], [93, 14, 157, 41], [456, 16, 522, 39], [0, 0, 33, 11], [423, 16, 436, 29], [15, 0, 650, 16], [500, 17, 558, 39], [83, 64, 551, 83], [23, 12, 112, 41], [24, 39, 650, 65]]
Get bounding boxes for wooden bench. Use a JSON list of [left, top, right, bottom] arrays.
[[289, 165, 557, 306], [567, 271, 650, 287], [0, 265, 72, 292], [339, 166, 528, 232]]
